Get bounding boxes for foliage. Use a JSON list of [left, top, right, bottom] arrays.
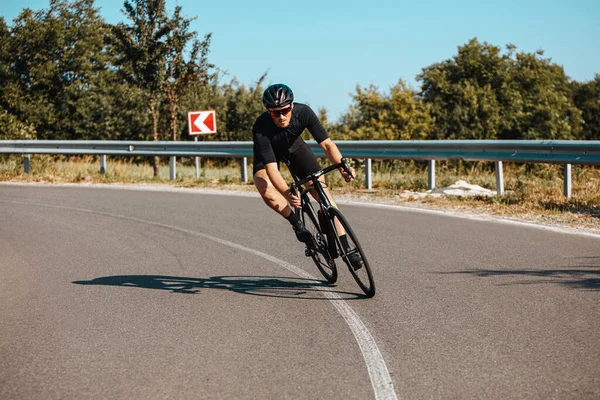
[[162, 6, 213, 141], [333, 79, 432, 140], [418, 39, 509, 140], [0, 3, 598, 147], [110, 0, 217, 174], [0, 0, 121, 140], [110, 0, 174, 169], [221, 74, 266, 141], [178, 73, 266, 142], [0, 107, 37, 139], [505, 49, 583, 140], [417, 38, 584, 140], [572, 74, 600, 140]]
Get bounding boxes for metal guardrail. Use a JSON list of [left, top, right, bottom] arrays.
[[1, 140, 599, 197], [1, 140, 600, 164], [0, 140, 255, 157]]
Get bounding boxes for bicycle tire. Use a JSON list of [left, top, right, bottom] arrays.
[[301, 200, 338, 283], [328, 207, 375, 297]]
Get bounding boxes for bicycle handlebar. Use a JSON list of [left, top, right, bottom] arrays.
[[290, 158, 353, 194]]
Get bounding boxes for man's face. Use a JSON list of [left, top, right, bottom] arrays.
[[268, 103, 293, 128]]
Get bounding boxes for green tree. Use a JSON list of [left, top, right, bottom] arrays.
[[0, 108, 37, 140], [221, 74, 266, 141], [572, 74, 600, 140], [418, 38, 583, 140], [2, 0, 115, 140], [418, 39, 510, 140], [163, 5, 213, 141], [112, 0, 173, 175], [336, 80, 432, 140], [505, 49, 582, 140], [0, 17, 35, 139], [87, 73, 150, 141]]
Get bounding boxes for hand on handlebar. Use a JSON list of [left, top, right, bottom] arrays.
[[285, 188, 302, 209], [339, 165, 355, 182]]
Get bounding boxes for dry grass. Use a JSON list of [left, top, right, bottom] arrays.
[[330, 161, 600, 230], [1, 155, 599, 230], [0, 155, 246, 185]]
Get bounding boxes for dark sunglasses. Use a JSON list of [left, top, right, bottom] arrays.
[[269, 106, 292, 117]]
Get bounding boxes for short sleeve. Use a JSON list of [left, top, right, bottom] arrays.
[[253, 130, 277, 164], [303, 106, 329, 143]]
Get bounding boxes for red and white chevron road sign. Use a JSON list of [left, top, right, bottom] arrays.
[[188, 110, 217, 135]]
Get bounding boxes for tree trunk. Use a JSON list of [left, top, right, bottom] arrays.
[[150, 95, 159, 177], [170, 93, 178, 141], [168, 92, 178, 173]]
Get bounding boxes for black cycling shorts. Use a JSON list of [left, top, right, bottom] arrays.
[[253, 140, 321, 179]]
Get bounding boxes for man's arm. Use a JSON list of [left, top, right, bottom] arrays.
[[319, 138, 354, 182]]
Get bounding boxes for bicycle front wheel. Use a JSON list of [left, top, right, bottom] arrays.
[[302, 200, 337, 284], [328, 207, 375, 297]]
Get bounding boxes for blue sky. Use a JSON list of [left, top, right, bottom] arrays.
[[2, 0, 599, 121]]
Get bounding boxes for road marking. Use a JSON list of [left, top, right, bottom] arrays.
[[343, 201, 600, 240], [3, 182, 598, 239], [2, 200, 398, 400]]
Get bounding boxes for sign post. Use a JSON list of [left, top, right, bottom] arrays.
[[194, 136, 200, 179], [188, 110, 217, 179]]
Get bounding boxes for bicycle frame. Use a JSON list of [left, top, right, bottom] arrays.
[[294, 174, 333, 212], [285, 159, 353, 254], [285, 159, 352, 212]]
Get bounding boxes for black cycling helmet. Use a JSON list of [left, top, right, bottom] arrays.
[[262, 83, 294, 108]]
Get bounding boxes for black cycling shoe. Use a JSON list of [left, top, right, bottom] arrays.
[[347, 251, 364, 270], [293, 221, 313, 243]]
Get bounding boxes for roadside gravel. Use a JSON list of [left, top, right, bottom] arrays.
[[334, 189, 600, 237]]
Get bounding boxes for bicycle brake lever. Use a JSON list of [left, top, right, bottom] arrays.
[[341, 158, 355, 179], [289, 183, 298, 196]]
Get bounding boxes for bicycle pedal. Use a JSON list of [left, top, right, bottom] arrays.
[[305, 247, 315, 257]]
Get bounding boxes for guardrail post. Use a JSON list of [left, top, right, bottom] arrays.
[[24, 154, 30, 174], [240, 157, 248, 183], [564, 164, 572, 198], [428, 160, 436, 190], [495, 161, 504, 196], [100, 155, 107, 174], [169, 156, 176, 180], [365, 158, 372, 190]]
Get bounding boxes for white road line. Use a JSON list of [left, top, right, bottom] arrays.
[[342, 200, 600, 240], [2, 200, 398, 400], [3, 182, 598, 239]]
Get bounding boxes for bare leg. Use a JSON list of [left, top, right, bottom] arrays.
[[254, 169, 293, 217], [255, 169, 313, 243]]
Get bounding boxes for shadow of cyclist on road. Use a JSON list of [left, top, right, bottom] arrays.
[[73, 275, 364, 299], [440, 256, 600, 290]]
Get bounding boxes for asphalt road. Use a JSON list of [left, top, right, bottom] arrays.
[[1, 184, 599, 399]]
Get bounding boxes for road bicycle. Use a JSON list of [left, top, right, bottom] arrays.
[[285, 158, 376, 298]]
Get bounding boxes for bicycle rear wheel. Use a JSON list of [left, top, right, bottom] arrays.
[[328, 207, 375, 297], [301, 200, 337, 283]]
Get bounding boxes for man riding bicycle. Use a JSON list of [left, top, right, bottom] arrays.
[[252, 83, 356, 251]]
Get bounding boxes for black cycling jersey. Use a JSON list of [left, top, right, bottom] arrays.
[[252, 102, 328, 166]]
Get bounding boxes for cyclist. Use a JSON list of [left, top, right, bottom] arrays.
[[252, 83, 355, 250]]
